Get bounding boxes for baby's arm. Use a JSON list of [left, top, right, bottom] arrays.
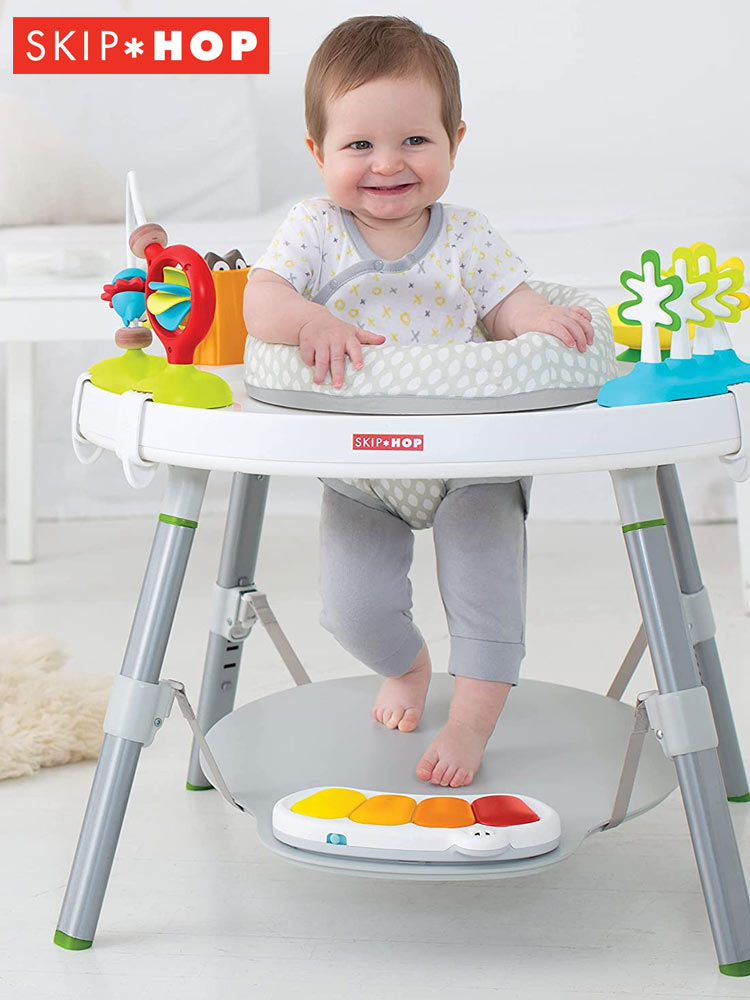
[[244, 268, 385, 388], [482, 282, 594, 354]]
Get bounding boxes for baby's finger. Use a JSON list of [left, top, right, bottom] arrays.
[[346, 336, 364, 371], [356, 329, 387, 345], [329, 345, 346, 389], [313, 343, 330, 385], [567, 309, 595, 345], [557, 315, 588, 353], [544, 321, 576, 350]]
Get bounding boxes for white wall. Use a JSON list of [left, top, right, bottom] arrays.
[[0, 0, 748, 524], [251, 0, 750, 229]]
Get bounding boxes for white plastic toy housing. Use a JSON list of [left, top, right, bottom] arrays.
[[272, 786, 561, 863]]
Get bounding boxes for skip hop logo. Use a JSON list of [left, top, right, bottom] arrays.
[[12, 18, 269, 74], [352, 434, 424, 452]]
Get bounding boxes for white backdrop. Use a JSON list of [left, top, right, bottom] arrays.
[[0, 0, 748, 523]]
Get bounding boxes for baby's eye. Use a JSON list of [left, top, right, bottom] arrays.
[[405, 136, 426, 146], [348, 140, 371, 150]]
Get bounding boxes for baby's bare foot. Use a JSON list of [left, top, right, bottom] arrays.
[[416, 676, 511, 787], [372, 644, 431, 732]]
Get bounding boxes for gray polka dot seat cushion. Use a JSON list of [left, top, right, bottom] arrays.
[[243, 281, 616, 415]]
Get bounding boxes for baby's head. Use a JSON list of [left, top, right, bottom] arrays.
[[304, 16, 466, 222]]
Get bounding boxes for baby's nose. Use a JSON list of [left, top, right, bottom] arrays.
[[371, 152, 405, 175]]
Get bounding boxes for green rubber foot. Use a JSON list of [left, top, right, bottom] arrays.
[[89, 350, 166, 394], [616, 347, 671, 363], [151, 363, 233, 409], [186, 782, 214, 791], [728, 793, 750, 802], [54, 929, 92, 951], [719, 959, 750, 977]]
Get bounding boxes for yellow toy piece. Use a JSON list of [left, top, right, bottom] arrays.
[[688, 242, 745, 324], [718, 256, 749, 311], [290, 787, 367, 819], [665, 246, 717, 326]]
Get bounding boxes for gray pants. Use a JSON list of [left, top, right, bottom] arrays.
[[319, 480, 528, 684]]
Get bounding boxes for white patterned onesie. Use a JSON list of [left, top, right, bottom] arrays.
[[251, 196, 532, 527]]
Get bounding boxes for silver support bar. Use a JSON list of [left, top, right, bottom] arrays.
[[55, 467, 209, 949], [611, 467, 750, 973]]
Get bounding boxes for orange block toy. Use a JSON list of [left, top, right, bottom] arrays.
[[194, 251, 251, 366]]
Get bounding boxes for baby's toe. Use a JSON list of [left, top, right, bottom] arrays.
[[398, 707, 421, 732], [384, 708, 404, 729], [416, 746, 439, 781], [450, 768, 473, 788], [440, 763, 459, 787], [430, 758, 451, 785]]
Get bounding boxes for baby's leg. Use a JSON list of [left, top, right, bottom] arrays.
[[416, 481, 527, 786], [319, 486, 431, 731]]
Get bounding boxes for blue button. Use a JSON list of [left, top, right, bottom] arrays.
[[374, 260, 384, 271], [326, 833, 347, 845]]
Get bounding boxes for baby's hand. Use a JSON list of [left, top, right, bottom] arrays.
[[299, 314, 386, 389], [523, 303, 594, 354]]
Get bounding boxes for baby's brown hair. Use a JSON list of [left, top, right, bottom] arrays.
[[305, 16, 463, 154]]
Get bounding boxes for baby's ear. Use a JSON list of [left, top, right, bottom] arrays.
[[450, 121, 467, 169], [305, 133, 324, 170]]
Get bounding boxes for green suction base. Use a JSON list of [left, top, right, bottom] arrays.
[[89, 351, 167, 394], [151, 364, 233, 409], [54, 929, 92, 951], [728, 793, 750, 802], [719, 960, 750, 977], [186, 782, 214, 791]]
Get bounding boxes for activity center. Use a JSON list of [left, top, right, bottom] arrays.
[[53, 171, 750, 978]]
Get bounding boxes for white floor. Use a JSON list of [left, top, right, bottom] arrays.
[[2, 512, 750, 999]]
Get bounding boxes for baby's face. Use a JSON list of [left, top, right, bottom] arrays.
[[307, 74, 465, 228]]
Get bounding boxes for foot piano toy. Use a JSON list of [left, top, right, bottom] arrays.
[[272, 786, 561, 862]]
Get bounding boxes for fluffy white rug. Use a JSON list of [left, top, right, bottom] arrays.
[[0, 636, 112, 780]]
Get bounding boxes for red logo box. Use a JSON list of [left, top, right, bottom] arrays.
[[13, 17, 269, 74], [352, 434, 424, 451]]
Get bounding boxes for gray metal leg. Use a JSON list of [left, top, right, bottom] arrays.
[[54, 466, 209, 951], [186, 473, 269, 790], [656, 464, 750, 801], [611, 467, 750, 976]]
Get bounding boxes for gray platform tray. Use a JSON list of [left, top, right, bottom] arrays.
[[203, 675, 678, 880], [244, 384, 600, 414]]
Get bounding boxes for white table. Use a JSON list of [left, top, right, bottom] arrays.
[[55, 373, 750, 974], [0, 283, 110, 561], [0, 215, 274, 563]]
